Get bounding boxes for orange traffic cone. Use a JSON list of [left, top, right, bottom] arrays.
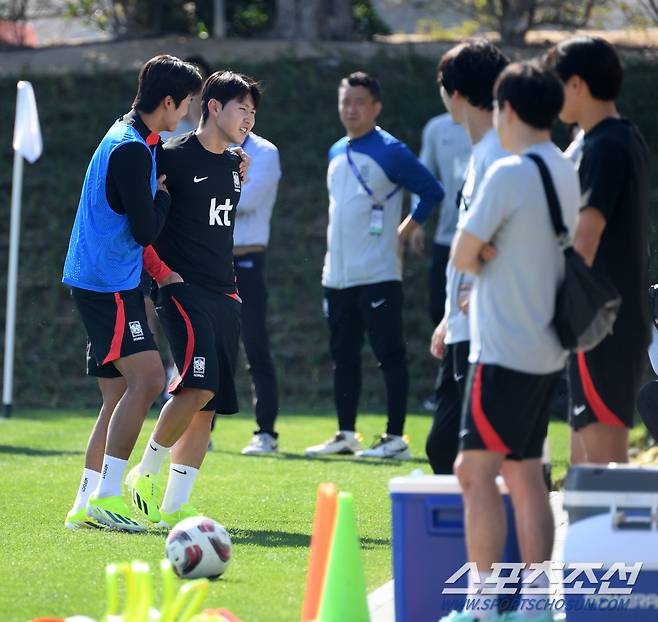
[[300, 483, 338, 621]]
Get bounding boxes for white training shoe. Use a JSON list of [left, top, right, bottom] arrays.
[[357, 434, 411, 460], [304, 432, 362, 456], [241, 432, 278, 455]]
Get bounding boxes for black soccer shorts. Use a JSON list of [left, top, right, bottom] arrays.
[[156, 282, 240, 415], [71, 286, 157, 378], [460, 362, 560, 459]]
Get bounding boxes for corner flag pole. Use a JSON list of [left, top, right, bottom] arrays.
[[3, 81, 42, 418]]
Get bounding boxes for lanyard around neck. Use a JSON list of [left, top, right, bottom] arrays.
[[346, 143, 401, 204]]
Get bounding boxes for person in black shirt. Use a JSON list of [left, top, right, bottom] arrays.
[[127, 71, 260, 528], [545, 37, 651, 464]]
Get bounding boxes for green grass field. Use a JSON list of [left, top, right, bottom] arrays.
[[0, 409, 570, 622]]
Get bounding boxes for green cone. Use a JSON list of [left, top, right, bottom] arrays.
[[316, 492, 370, 622]]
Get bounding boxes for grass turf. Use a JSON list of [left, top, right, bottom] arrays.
[[0, 409, 569, 622]]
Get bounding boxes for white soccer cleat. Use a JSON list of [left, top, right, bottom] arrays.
[[304, 431, 362, 456], [357, 434, 411, 460], [241, 432, 278, 455]]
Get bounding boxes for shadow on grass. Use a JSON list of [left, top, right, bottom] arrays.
[[211, 449, 426, 466], [268, 451, 427, 466], [229, 528, 389, 549], [0, 444, 83, 457]]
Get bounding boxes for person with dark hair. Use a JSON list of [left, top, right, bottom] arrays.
[[305, 71, 444, 459], [545, 37, 651, 464], [425, 39, 509, 475], [62, 54, 202, 531], [441, 61, 580, 622], [160, 55, 212, 141], [126, 71, 258, 528]]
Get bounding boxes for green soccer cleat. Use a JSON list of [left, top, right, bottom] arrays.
[[125, 466, 162, 523], [87, 494, 147, 533], [64, 506, 105, 530], [157, 503, 200, 529]]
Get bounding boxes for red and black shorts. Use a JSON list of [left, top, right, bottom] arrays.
[[71, 286, 158, 378], [460, 363, 560, 459], [568, 337, 644, 431], [156, 282, 241, 415]]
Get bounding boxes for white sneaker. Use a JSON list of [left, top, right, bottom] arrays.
[[305, 432, 362, 456], [357, 434, 411, 460], [241, 432, 278, 455]]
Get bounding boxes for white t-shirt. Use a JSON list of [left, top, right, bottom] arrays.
[[412, 113, 471, 246], [445, 128, 508, 345], [233, 133, 281, 247], [462, 141, 581, 374]]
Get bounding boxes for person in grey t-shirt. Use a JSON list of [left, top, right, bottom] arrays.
[[424, 39, 509, 476], [439, 63, 579, 622], [409, 112, 471, 413]]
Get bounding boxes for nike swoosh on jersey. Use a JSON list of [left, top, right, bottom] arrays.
[[370, 299, 386, 309], [193, 176, 209, 183]]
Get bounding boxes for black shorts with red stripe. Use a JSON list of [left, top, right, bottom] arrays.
[[71, 286, 157, 378], [460, 363, 560, 459], [568, 338, 644, 431], [156, 282, 241, 415]]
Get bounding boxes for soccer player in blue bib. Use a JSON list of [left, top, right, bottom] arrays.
[[62, 55, 202, 531]]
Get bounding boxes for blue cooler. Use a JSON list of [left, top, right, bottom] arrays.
[[562, 464, 658, 621], [390, 474, 521, 622]]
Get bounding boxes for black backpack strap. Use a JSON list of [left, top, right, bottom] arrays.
[[526, 153, 569, 240]]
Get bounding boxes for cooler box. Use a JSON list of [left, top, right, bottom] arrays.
[[390, 474, 521, 622], [562, 464, 658, 621]]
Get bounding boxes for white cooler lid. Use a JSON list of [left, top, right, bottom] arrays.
[[563, 513, 658, 569], [389, 473, 510, 494]]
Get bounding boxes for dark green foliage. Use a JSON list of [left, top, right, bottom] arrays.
[[226, 0, 276, 37], [0, 54, 656, 410], [353, 0, 391, 39]]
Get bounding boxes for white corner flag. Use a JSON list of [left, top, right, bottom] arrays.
[[13, 81, 42, 163], [3, 81, 42, 418]]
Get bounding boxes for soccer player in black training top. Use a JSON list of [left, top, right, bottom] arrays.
[[545, 37, 651, 464], [126, 71, 259, 528]]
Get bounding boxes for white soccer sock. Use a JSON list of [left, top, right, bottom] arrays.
[[463, 570, 495, 620], [340, 430, 356, 438], [95, 454, 128, 498], [519, 569, 551, 618], [161, 463, 199, 514], [138, 437, 171, 475], [71, 468, 100, 512]]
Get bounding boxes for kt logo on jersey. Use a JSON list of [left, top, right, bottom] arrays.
[[209, 198, 233, 226]]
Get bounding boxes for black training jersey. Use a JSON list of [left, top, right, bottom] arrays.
[[580, 117, 651, 350], [155, 132, 241, 295]]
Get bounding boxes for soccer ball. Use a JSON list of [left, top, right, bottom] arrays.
[[165, 516, 232, 580]]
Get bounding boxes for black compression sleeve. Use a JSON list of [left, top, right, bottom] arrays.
[[107, 142, 171, 246]]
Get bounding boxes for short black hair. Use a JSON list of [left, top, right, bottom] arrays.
[[184, 55, 212, 80], [339, 71, 382, 101], [133, 55, 203, 113], [544, 36, 623, 101], [201, 71, 261, 121], [438, 38, 509, 111], [494, 61, 564, 130]]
